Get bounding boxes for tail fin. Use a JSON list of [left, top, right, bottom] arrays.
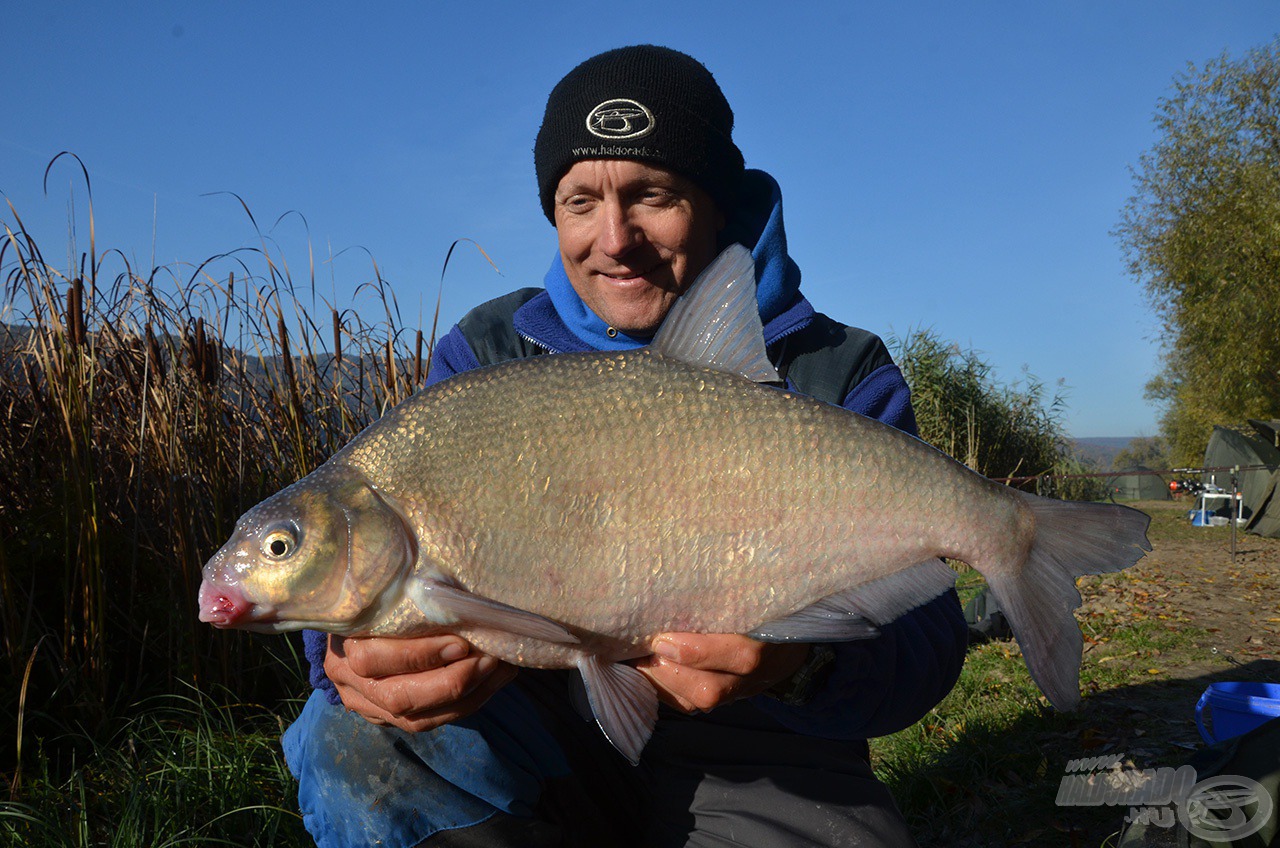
[[984, 493, 1151, 711]]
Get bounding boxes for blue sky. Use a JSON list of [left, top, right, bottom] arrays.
[[3, 3, 1276, 438]]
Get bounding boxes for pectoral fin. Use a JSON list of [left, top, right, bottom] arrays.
[[408, 578, 580, 644], [576, 654, 658, 766]]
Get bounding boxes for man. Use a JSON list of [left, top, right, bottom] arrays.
[[285, 45, 967, 847]]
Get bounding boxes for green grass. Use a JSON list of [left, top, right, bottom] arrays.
[[872, 636, 1063, 846], [2, 683, 309, 847]]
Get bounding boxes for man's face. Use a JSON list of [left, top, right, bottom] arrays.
[[553, 159, 725, 336]]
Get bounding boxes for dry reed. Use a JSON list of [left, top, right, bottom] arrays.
[[1, 173, 433, 789]]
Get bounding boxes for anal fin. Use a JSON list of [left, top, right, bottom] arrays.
[[577, 654, 658, 766], [750, 559, 957, 643], [749, 599, 879, 643]]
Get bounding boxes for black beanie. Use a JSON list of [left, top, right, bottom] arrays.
[[534, 45, 745, 223]]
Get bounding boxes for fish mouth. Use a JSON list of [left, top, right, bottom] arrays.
[[197, 581, 279, 629]]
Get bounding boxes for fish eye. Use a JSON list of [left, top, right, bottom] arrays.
[[262, 527, 297, 559]]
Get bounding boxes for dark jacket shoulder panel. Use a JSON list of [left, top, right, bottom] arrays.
[[777, 313, 895, 408], [456, 288, 545, 367]]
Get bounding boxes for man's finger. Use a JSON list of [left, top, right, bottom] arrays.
[[395, 662, 521, 732], [635, 657, 737, 713], [332, 655, 518, 731], [334, 633, 471, 678], [350, 654, 501, 716], [651, 632, 763, 675]]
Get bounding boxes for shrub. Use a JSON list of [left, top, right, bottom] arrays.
[[890, 328, 1073, 487]]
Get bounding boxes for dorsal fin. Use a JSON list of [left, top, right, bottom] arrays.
[[649, 244, 781, 383]]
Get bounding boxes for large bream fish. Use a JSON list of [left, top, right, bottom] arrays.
[[199, 244, 1150, 763]]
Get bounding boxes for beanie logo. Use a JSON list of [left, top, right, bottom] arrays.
[[586, 99, 656, 140]]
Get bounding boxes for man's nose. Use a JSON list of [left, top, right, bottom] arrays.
[[597, 201, 642, 256]]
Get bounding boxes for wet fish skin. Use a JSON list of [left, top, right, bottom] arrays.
[[198, 245, 1151, 763]]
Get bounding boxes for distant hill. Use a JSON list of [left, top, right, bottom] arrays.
[[1071, 437, 1136, 469]]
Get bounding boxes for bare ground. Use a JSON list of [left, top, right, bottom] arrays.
[[1077, 498, 1280, 737]]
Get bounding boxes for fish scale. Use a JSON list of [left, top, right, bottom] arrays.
[[199, 244, 1151, 764]]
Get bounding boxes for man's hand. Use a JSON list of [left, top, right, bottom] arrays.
[[633, 633, 810, 713], [325, 633, 518, 733]]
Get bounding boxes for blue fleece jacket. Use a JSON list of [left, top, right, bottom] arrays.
[[303, 169, 966, 740]]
